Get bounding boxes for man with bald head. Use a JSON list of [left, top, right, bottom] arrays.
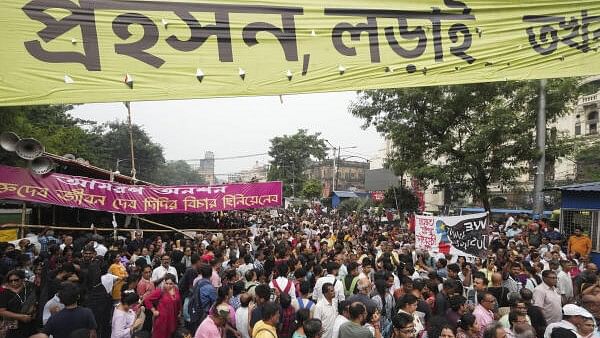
[[488, 272, 510, 308], [347, 278, 377, 315]]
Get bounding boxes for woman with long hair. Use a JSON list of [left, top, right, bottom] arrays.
[[291, 309, 311, 338], [213, 284, 240, 338], [0, 270, 37, 338], [144, 273, 181, 338], [372, 278, 395, 337]]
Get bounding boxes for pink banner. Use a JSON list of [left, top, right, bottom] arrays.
[[0, 165, 282, 214]]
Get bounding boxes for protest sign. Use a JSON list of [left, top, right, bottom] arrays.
[[415, 212, 489, 258]]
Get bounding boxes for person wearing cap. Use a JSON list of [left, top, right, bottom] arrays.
[[194, 303, 230, 338], [543, 304, 594, 338]]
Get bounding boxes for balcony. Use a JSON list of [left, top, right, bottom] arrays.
[[579, 92, 600, 105]]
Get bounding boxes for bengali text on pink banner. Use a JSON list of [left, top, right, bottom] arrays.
[[0, 165, 282, 214]]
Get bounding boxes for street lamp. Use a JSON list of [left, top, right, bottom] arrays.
[[114, 158, 135, 176]]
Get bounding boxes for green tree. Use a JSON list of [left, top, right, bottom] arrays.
[[94, 121, 165, 182], [383, 186, 419, 212], [301, 179, 323, 200], [155, 160, 206, 185], [575, 141, 600, 182], [267, 129, 327, 197], [350, 80, 580, 211], [0, 105, 104, 166], [338, 197, 372, 216]]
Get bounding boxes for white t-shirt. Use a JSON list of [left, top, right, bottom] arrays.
[[152, 265, 179, 283], [332, 315, 349, 338], [42, 294, 65, 325], [236, 306, 250, 338]]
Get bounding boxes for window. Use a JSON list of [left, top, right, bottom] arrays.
[[575, 123, 581, 135], [589, 111, 598, 134]]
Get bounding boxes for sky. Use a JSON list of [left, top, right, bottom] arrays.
[[68, 91, 385, 178]]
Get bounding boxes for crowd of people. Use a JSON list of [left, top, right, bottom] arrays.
[[0, 208, 598, 338]]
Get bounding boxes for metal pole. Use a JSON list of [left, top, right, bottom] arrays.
[[21, 202, 26, 238], [125, 102, 137, 179], [332, 148, 336, 191], [533, 79, 547, 216], [335, 145, 341, 190]]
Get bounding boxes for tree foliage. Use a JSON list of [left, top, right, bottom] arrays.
[[575, 141, 600, 182], [267, 129, 327, 197], [301, 179, 323, 200], [94, 121, 165, 182], [0, 105, 104, 166], [383, 186, 419, 212], [350, 79, 580, 210], [156, 160, 206, 185], [0, 105, 204, 185], [337, 197, 372, 216]]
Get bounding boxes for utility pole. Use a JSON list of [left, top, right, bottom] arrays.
[[335, 145, 341, 191], [533, 79, 547, 217], [125, 102, 137, 179], [325, 140, 357, 192]]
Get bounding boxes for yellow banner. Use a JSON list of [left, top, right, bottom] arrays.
[[1, 0, 600, 106], [0, 229, 18, 242]]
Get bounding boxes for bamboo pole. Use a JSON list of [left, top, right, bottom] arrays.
[[0, 223, 245, 233]]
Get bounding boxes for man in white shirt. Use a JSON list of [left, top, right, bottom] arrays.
[[93, 237, 108, 257], [314, 282, 338, 338], [544, 304, 593, 338], [556, 260, 573, 301], [269, 264, 296, 300], [313, 262, 345, 302], [42, 293, 64, 325], [505, 214, 515, 230], [236, 293, 252, 338], [152, 254, 179, 285], [332, 300, 350, 338]]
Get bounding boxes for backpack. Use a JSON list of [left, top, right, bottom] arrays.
[[297, 297, 314, 311], [188, 279, 216, 329], [343, 276, 359, 297], [272, 279, 292, 295]]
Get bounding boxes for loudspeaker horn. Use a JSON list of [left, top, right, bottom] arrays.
[[31, 156, 55, 175], [0, 132, 20, 152], [15, 138, 45, 160]]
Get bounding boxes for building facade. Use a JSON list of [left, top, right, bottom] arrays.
[[227, 161, 269, 183], [192, 151, 215, 185], [305, 159, 370, 192]]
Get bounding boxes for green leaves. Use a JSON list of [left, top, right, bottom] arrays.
[[0, 106, 203, 185], [267, 129, 328, 197], [351, 80, 581, 209]]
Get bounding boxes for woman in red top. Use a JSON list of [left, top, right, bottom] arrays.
[[144, 273, 181, 338]]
